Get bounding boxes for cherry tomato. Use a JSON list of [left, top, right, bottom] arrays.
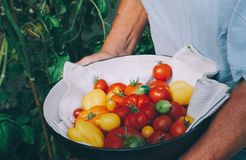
[[149, 86, 171, 103], [169, 101, 186, 120], [152, 115, 173, 132], [148, 80, 169, 90], [152, 62, 172, 81], [179, 115, 194, 126], [93, 78, 108, 93], [147, 131, 172, 145], [155, 100, 172, 114], [170, 119, 188, 138], [125, 80, 142, 96], [73, 108, 83, 119], [141, 125, 154, 138], [107, 82, 126, 93]]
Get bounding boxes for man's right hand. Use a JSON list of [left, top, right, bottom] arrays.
[[77, 51, 117, 66]]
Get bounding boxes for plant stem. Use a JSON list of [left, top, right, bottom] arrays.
[[9, 0, 18, 21], [63, 0, 83, 33], [2, 0, 33, 79], [0, 36, 8, 86], [29, 79, 54, 159], [89, 0, 106, 40]]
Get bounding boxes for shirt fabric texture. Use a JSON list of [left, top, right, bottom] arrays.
[[141, 0, 246, 88], [141, 0, 246, 159]]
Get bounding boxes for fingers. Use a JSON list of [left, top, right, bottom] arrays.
[[77, 52, 116, 66]]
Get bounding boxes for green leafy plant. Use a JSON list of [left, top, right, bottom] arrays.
[[0, 0, 154, 160]]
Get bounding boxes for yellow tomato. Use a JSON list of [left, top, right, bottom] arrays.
[[141, 125, 154, 138], [106, 99, 117, 111], [169, 80, 193, 105], [179, 115, 194, 125], [67, 119, 104, 147], [82, 89, 107, 110], [96, 113, 121, 131]]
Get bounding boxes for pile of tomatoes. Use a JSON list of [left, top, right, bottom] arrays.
[[68, 62, 194, 148]]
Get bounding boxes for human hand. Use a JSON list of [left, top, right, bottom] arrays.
[[77, 51, 117, 66]]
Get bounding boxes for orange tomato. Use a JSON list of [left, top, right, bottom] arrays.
[[77, 106, 109, 124], [124, 79, 142, 96], [112, 92, 125, 105]]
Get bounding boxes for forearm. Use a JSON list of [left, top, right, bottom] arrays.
[[181, 81, 246, 160], [101, 0, 148, 56]]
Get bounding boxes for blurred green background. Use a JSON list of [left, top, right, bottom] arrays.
[[0, 0, 154, 160]]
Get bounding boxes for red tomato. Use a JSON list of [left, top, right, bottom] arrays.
[[123, 94, 151, 108], [147, 131, 172, 145], [93, 78, 108, 93], [113, 104, 130, 120], [107, 82, 126, 93], [104, 127, 142, 148], [73, 108, 83, 119], [170, 119, 188, 138], [169, 101, 186, 120], [149, 86, 171, 103], [124, 102, 156, 130], [152, 62, 172, 81], [148, 80, 169, 90], [152, 115, 173, 132], [124, 80, 142, 96]]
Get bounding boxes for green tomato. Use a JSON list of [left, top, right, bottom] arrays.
[[155, 100, 171, 114], [134, 85, 150, 95], [124, 136, 145, 148]]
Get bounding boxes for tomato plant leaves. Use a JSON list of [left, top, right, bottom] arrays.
[[53, 0, 67, 15], [0, 121, 15, 154], [95, 0, 108, 18], [48, 52, 70, 83], [20, 125, 35, 144], [0, 113, 11, 121], [0, 89, 8, 106], [0, 0, 154, 159], [16, 115, 30, 125]]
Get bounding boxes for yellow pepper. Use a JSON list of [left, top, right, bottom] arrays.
[[67, 119, 104, 147]]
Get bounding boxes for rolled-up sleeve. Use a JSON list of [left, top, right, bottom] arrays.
[[227, 0, 246, 81]]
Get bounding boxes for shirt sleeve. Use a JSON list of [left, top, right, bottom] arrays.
[[227, 0, 246, 81]]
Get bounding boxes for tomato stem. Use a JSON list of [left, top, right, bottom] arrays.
[[129, 105, 139, 113], [87, 112, 96, 120]]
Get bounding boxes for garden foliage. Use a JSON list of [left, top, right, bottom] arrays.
[[0, 0, 154, 159]]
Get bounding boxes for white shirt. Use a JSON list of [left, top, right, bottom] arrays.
[[141, 0, 246, 87]]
